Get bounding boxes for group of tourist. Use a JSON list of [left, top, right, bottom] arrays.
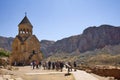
[[30, 60, 77, 72]]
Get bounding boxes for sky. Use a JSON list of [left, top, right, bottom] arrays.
[[0, 0, 120, 41]]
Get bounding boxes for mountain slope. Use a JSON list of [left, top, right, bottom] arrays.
[[0, 36, 14, 51], [45, 25, 120, 55], [40, 40, 55, 57]]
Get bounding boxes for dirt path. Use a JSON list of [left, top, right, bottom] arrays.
[[1, 66, 111, 80], [6, 66, 75, 80], [23, 73, 74, 80]]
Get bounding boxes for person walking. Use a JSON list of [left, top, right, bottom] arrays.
[[42, 61, 47, 70], [60, 61, 64, 72], [68, 62, 72, 71], [39, 61, 42, 68], [73, 61, 77, 71], [48, 61, 51, 70], [32, 60, 35, 69], [52, 62, 55, 70], [36, 60, 39, 69]]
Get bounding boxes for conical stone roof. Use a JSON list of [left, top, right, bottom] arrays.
[[18, 16, 33, 28]]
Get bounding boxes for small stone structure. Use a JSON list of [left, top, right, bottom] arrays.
[[10, 15, 42, 65]]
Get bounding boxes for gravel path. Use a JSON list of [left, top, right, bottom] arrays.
[[72, 70, 99, 80], [0, 66, 108, 80]]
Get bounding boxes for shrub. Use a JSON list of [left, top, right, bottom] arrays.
[[0, 51, 10, 57]]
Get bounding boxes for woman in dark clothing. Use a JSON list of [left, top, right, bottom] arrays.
[[73, 61, 77, 71], [52, 62, 55, 70], [60, 61, 64, 72], [48, 61, 51, 70]]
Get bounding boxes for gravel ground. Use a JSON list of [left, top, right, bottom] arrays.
[[1, 66, 75, 80], [1, 66, 114, 80]]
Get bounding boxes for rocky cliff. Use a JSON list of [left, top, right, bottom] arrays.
[[40, 40, 55, 57], [46, 25, 120, 55], [0, 36, 14, 51]]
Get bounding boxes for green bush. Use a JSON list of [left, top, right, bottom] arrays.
[[0, 51, 9, 57]]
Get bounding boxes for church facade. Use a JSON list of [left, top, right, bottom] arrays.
[[10, 15, 42, 65]]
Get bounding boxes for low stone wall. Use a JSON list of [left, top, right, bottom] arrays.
[[77, 65, 120, 79], [91, 69, 120, 79]]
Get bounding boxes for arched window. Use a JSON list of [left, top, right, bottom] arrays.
[[26, 29, 29, 34], [23, 29, 25, 34], [20, 30, 22, 34]]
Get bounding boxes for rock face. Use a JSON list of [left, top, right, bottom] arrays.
[[79, 25, 120, 52], [0, 25, 120, 56], [40, 40, 55, 57], [46, 25, 120, 55], [0, 36, 14, 51]]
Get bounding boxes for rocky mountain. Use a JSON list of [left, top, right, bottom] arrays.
[[45, 25, 120, 56], [46, 44, 120, 65], [40, 40, 55, 57], [0, 36, 14, 51], [0, 24, 120, 57]]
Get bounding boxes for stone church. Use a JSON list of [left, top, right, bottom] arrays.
[[10, 15, 42, 65]]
